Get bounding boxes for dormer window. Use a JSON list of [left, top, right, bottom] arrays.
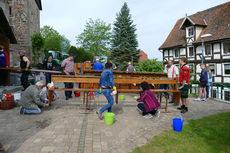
[[186, 26, 194, 37]]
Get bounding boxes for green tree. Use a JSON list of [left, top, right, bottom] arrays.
[[76, 18, 112, 57], [110, 2, 139, 70], [31, 33, 44, 64], [41, 25, 70, 52], [135, 59, 164, 72], [68, 46, 93, 63]]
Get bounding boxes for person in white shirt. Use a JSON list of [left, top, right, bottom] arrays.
[[167, 60, 179, 104]]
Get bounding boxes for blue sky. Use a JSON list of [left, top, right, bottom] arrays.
[[40, 0, 229, 60]]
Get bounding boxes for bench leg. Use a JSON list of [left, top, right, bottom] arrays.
[[48, 90, 53, 105], [115, 92, 119, 104], [165, 95, 168, 113], [85, 91, 89, 111], [83, 91, 86, 104], [173, 92, 181, 104]]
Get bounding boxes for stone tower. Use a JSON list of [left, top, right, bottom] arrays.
[[8, 0, 42, 65]]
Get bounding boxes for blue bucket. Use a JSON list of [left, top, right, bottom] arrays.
[[172, 115, 184, 132]]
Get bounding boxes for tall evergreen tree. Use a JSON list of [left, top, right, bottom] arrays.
[[110, 2, 139, 70]]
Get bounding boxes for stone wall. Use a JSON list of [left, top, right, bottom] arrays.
[[8, 0, 40, 66]]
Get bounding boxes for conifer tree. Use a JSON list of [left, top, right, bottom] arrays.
[[110, 2, 139, 70]]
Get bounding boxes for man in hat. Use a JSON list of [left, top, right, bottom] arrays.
[[127, 62, 136, 72], [61, 53, 75, 100], [0, 45, 9, 86], [19, 50, 30, 90]]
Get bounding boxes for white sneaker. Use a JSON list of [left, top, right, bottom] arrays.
[[143, 114, 153, 119], [155, 110, 160, 118], [194, 98, 201, 101], [202, 98, 207, 102]]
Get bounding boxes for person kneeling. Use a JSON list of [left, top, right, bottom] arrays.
[[19, 81, 49, 115], [137, 82, 161, 119]]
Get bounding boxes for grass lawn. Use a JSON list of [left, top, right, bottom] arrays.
[[132, 112, 230, 153]]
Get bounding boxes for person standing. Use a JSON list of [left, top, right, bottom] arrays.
[[19, 81, 49, 115], [127, 62, 136, 72], [206, 66, 212, 99], [167, 60, 179, 105], [19, 50, 30, 90], [177, 57, 190, 114], [61, 54, 75, 100], [0, 45, 9, 86], [93, 59, 103, 71], [43, 54, 57, 84], [195, 64, 208, 101], [96, 62, 117, 120]]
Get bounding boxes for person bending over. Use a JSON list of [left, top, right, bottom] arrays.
[[19, 81, 49, 115], [136, 81, 161, 119], [96, 62, 117, 120]]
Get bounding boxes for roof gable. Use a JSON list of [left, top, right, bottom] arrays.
[[159, 2, 230, 49]]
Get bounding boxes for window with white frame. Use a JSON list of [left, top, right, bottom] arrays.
[[208, 64, 216, 75], [174, 49, 179, 58], [223, 42, 230, 54], [186, 26, 194, 37], [164, 50, 168, 56], [224, 64, 230, 75], [205, 44, 212, 55], [188, 47, 194, 56]]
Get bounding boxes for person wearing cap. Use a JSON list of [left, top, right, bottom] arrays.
[[93, 58, 103, 71], [61, 54, 75, 100], [19, 50, 31, 90], [19, 81, 49, 115], [127, 62, 136, 72], [0, 45, 9, 86]]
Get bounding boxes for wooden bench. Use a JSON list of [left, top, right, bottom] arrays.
[[49, 75, 181, 112]]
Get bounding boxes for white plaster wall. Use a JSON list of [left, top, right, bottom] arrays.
[[214, 54, 220, 59], [206, 57, 211, 60], [196, 64, 201, 73], [213, 43, 220, 53], [215, 77, 222, 82], [196, 46, 202, 54], [217, 64, 222, 75], [224, 77, 230, 83], [197, 55, 201, 60], [195, 26, 203, 40], [180, 48, 186, 55], [169, 49, 173, 56], [223, 56, 230, 59]]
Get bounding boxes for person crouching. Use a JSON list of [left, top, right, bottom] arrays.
[[19, 81, 49, 114], [137, 81, 161, 119]]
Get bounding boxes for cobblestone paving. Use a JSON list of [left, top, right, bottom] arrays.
[[0, 90, 230, 153]]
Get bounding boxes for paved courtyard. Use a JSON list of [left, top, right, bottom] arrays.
[[1, 90, 230, 153]]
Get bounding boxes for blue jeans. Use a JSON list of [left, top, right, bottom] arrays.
[[64, 73, 74, 98], [23, 108, 41, 114], [137, 103, 157, 116], [206, 85, 210, 99], [99, 89, 114, 113], [45, 73, 52, 84]]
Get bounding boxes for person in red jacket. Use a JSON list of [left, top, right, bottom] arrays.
[[0, 45, 9, 86], [177, 57, 190, 114]]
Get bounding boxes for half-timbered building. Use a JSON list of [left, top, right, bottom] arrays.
[[159, 2, 230, 101]]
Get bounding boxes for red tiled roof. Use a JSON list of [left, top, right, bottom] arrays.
[[139, 51, 148, 62], [159, 2, 230, 49]]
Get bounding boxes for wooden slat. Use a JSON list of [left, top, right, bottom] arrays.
[[51, 76, 177, 85]]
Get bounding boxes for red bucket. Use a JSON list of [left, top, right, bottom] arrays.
[[75, 92, 81, 97]]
